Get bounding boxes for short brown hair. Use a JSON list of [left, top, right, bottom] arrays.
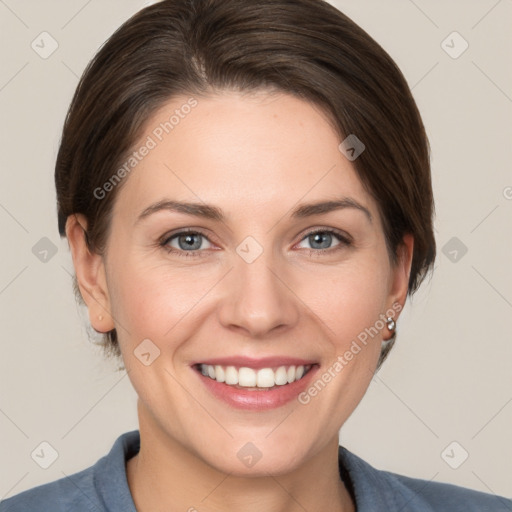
[[55, 0, 436, 365]]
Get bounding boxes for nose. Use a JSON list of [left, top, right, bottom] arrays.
[[217, 248, 300, 338]]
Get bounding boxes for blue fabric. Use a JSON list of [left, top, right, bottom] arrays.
[[1, 430, 510, 511]]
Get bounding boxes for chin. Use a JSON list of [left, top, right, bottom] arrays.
[[207, 449, 307, 478], [190, 432, 315, 478]]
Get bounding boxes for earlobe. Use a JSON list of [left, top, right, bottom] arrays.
[[65, 214, 115, 333]]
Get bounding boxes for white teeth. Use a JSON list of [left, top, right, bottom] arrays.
[[225, 366, 238, 385], [274, 366, 288, 385], [199, 364, 311, 388], [238, 367, 256, 387], [256, 368, 275, 388], [214, 365, 225, 383], [287, 366, 296, 384]]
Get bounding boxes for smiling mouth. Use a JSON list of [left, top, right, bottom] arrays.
[[194, 363, 314, 390]]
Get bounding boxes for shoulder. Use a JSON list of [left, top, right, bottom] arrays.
[[339, 446, 512, 512], [0, 431, 140, 512], [0, 465, 98, 512], [389, 471, 512, 511]]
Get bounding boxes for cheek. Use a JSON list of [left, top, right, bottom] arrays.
[[107, 259, 221, 343], [305, 257, 391, 346]]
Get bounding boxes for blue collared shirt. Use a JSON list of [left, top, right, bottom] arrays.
[[1, 430, 510, 511]]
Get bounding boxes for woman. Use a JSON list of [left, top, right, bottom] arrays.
[[1, 0, 510, 510]]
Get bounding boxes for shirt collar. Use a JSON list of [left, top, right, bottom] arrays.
[[93, 430, 139, 512], [338, 446, 436, 511]]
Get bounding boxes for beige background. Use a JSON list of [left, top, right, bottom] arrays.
[[1, 0, 511, 501]]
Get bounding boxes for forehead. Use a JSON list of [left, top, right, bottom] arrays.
[[113, 90, 377, 221]]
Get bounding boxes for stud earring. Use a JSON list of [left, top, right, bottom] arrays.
[[98, 315, 104, 321], [386, 317, 396, 332]]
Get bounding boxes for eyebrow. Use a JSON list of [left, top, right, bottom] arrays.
[[136, 197, 372, 224]]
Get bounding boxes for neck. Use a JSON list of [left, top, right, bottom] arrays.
[[126, 407, 355, 512]]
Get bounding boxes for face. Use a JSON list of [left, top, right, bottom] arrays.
[[72, 90, 412, 476]]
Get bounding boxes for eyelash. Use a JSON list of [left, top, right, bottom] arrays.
[[158, 228, 352, 259]]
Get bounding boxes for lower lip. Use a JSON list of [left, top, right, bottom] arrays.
[[195, 366, 319, 410]]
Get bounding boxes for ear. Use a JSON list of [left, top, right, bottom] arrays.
[[65, 214, 115, 333], [387, 233, 414, 314]]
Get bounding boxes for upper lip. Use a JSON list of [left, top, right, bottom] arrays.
[[193, 356, 317, 369]]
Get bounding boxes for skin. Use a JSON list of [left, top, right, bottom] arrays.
[[67, 90, 413, 512]]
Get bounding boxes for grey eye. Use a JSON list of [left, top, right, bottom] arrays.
[[167, 232, 212, 251]]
